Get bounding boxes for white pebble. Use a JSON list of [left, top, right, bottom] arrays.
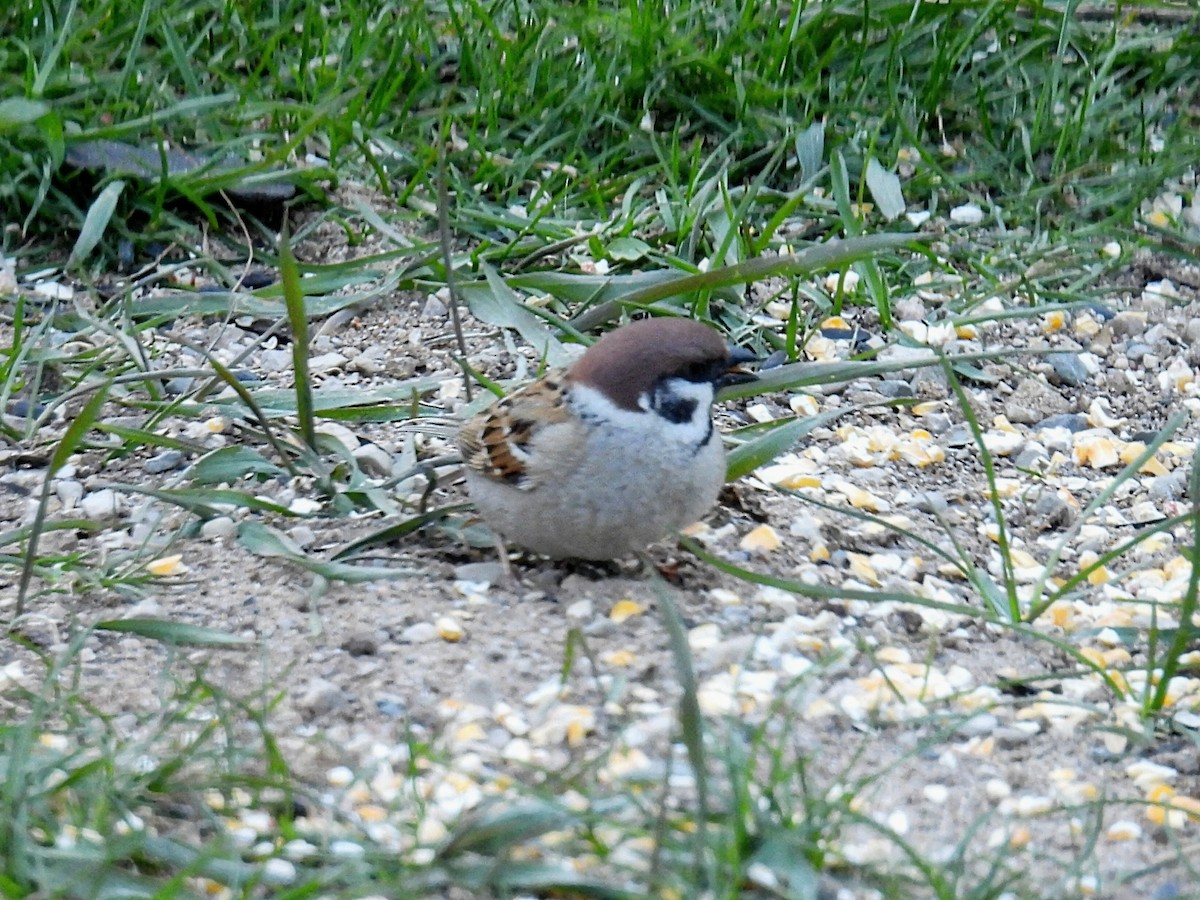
[[923, 784, 950, 803], [201, 516, 236, 539], [55, 479, 83, 510], [80, 489, 121, 520], [262, 858, 296, 884], [330, 840, 365, 859], [985, 778, 1011, 800], [950, 203, 985, 225], [401, 622, 439, 643]]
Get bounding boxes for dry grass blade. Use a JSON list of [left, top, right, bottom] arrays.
[[14, 379, 112, 619]]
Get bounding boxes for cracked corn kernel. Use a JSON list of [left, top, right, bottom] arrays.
[[436, 617, 465, 642], [740, 524, 782, 553], [1073, 433, 1120, 468], [355, 804, 388, 823], [1074, 313, 1101, 337], [609, 600, 643, 623], [788, 394, 820, 416], [1041, 311, 1066, 332], [842, 484, 886, 511], [601, 649, 636, 667], [1106, 820, 1142, 841], [146, 554, 188, 576], [1015, 795, 1054, 816], [452, 723, 486, 744], [1048, 602, 1074, 629]]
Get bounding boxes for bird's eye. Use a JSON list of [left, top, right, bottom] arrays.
[[679, 361, 716, 382]]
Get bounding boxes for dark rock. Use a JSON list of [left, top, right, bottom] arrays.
[[1037, 413, 1089, 432], [1046, 352, 1089, 387]]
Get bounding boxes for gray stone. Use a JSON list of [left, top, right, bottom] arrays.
[[144, 450, 185, 474], [1013, 446, 1048, 470], [1047, 352, 1089, 387], [910, 365, 949, 399], [1004, 377, 1069, 424], [55, 479, 83, 510], [80, 489, 121, 521], [400, 622, 439, 643], [877, 379, 914, 398], [260, 349, 293, 372], [375, 695, 407, 717], [1125, 342, 1153, 364], [201, 516, 236, 539], [954, 713, 999, 737], [922, 412, 954, 434], [1033, 490, 1072, 530], [913, 491, 949, 514], [1148, 472, 1187, 502], [422, 296, 448, 318], [347, 346, 386, 375], [1110, 311, 1147, 338], [1037, 413, 1089, 432], [944, 426, 974, 448], [455, 561, 506, 585], [583, 617, 618, 637], [288, 525, 317, 548], [700, 635, 758, 671], [298, 677, 348, 716], [353, 444, 393, 478]]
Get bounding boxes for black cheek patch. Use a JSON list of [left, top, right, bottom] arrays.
[[655, 393, 698, 424]]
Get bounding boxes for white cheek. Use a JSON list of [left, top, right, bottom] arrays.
[[572, 380, 715, 449]]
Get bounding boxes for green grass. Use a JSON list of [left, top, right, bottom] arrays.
[[3, 0, 1200, 897]]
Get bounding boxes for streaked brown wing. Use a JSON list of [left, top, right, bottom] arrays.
[[457, 372, 571, 490]]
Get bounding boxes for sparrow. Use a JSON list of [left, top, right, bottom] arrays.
[[458, 317, 757, 561]]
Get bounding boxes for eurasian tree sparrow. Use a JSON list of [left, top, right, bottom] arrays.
[[458, 317, 757, 560]]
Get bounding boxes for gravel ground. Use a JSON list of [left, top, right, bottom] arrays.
[[4, 218, 1200, 897]]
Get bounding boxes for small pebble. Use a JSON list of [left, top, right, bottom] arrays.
[[454, 561, 504, 584], [1109, 311, 1147, 338], [1148, 472, 1187, 502], [298, 678, 348, 716], [201, 516, 236, 539], [55, 479, 84, 510], [949, 203, 984, 225], [1037, 413, 1089, 433], [80, 489, 121, 521], [1047, 352, 1089, 387], [877, 379, 914, 398], [400, 622, 439, 643], [308, 352, 348, 372], [353, 444, 393, 478], [422, 296, 448, 318], [260, 349, 293, 372], [144, 450, 185, 474], [913, 491, 949, 514]]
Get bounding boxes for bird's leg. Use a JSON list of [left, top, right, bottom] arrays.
[[493, 532, 516, 587]]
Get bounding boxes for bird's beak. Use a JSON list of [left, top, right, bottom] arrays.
[[718, 346, 759, 389]]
